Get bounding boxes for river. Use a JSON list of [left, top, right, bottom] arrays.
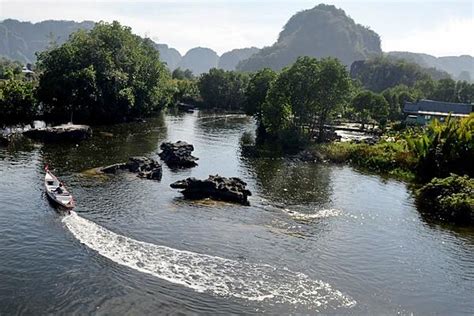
[[0, 111, 473, 314]]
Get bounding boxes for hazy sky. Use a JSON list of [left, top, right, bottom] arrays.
[[1, 0, 473, 57]]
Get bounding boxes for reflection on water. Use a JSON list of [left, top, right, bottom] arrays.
[[0, 110, 473, 314], [39, 115, 167, 173], [243, 157, 332, 207]]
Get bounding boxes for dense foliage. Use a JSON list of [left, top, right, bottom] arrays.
[[197, 68, 249, 110], [172, 68, 194, 80], [351, 90, 389, 128], [316, 114, 473, 183], [171, 79, 200, 105], [416, 175, 473, 224], [318, 141, 416, 180], [0, 58, 23, 80], [405, 114, 473, 180], [244, 68, 277, 120], [424, 78, 474, 104], [36, 21, 172, 123], [0, 78, 37, 126], [381, 84, 421, 120], [262, 57, 352, 143], [237, 4, 381, 71], [350, 56, 450, 92]]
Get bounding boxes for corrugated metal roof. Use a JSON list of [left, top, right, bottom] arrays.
[[404, 99, 472, 115]]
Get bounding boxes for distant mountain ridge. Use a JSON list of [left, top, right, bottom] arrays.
[[0, 10, 472, 79], [218, 47, 260, 71], [237, 4, 382, 71], [0, 19, 95, 62], [387, 52, 474, 81], [0, 19, 260, 75]]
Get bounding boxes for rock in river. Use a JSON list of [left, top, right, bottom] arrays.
[[159, 141, 198, 168], [23, 124, 92, 142], [100, 157, 162, 180], [170, 175, 252, 205]]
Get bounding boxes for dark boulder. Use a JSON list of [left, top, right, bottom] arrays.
[[171, 175, 252, 205], [23, 124, 92, 142], [100, 157, 162, 180], [159, 141, 198, 168]]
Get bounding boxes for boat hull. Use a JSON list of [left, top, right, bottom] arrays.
[[44, 169, 75, 210]]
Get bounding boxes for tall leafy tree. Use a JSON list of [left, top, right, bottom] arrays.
[[198, 68, 249, 111], [352, 90, 389, 129], [263, 56, 351, 141], [244, 68, 276, 120], [382, 84, 422, 120], [172, 67, 194, 80], [36, 21, 172, 123], [429, 78, 457, 103], [0, 78, 37, 126]]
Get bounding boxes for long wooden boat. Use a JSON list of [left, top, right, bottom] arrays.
[[44, 166, 75, 210]]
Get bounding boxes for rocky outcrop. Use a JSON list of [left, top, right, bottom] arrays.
[[159, 141, 198, 168], [100, 157, 162, 180], [170, 175, 252, 205], [23, 124, 92, 142]]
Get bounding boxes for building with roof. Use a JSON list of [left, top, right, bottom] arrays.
[[403, 99, 472, 125]]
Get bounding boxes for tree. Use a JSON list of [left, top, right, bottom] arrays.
[[36, 21, 172, 124], [314, 57, 353, 139], [0, 78, 37, 126], [454, 80, 474, 104], [382, 84, 422, 120], [429, 78, 456, 102], [172, 79, 200, 104], [351, 90, 389, 129], [172, 67, 194, 80], [350, 56, 449, 92], [263, 56, 352, 142], [198, 68, 249, 111], [244, 68, 276, 120], [0, 57, 22, 80]]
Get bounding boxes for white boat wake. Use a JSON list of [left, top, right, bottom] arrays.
[[282, 208, 342, 220], [63, 211, 356, 310]]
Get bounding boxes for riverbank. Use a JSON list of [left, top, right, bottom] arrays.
[[303, 116, 473, 225], [312, 141, 417, 181]]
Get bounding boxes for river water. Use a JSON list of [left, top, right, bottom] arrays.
[[1, 111, 473, 314]]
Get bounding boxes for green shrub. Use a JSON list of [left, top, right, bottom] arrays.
[[0, 78, 37, 126], [416, 174, 474, 224], [317, 141, 416, 179], [405, 114, 474, 180]]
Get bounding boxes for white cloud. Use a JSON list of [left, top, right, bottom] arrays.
[[382, 17, 474, 57]]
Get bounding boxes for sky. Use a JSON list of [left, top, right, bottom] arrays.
[[0, 0, 473, 57]]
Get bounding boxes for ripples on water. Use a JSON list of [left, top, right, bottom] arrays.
[[1, 111, 474, 314]]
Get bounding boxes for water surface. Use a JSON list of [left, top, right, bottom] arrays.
[[1, 111, 473, 314]]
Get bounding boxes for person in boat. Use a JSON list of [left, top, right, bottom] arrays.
[[54, 183, 64, 194]]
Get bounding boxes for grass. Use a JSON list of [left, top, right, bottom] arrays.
[[312, 141, 417, 181]]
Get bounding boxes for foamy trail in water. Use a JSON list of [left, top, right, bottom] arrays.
[[63, 211, 355, 310], [283, 208, 342, 220]]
